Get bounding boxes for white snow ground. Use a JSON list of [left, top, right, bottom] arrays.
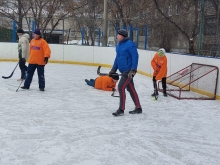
[[0, 62, 220, 165]]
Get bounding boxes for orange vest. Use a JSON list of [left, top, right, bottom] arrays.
[[29, 38, 51, 65], [151, 53, 167, 80], [95, 76, 116, 91]]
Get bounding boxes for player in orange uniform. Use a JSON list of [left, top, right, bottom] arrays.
[[85, 74, 119, 91], [21, 29, 51, 91], [151, 48, 167, 97]]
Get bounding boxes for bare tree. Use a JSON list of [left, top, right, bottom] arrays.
[[109, 0, 149, 28], [0, 0, 31, 28], [70, 0, 103, 46], [152, 0, 202, 54]]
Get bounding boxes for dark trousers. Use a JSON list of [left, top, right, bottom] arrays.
[[19, 58, 27, 79], [24, 64, 45, 89], [86, 79, 96, 87], [153, 76, 166, 93], [118, 74, 141, 110]]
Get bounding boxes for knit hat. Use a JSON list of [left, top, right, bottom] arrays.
[[158, 48, 166, 57], [17, 28, 24, 33], [118, 29, 128, 37], [33, 29, 41, 36], [112, 74, 119, 80]]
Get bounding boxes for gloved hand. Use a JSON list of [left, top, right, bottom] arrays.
[[109, 69, 116, 75], [44, 57, 48, 64], [21, 58, 26, 62], [128, 69, 136, 78], [112, 88, 116, 91]]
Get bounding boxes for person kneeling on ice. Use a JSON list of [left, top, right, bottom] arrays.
[[151, 48, 167, 97], [85, 74, 119, 91]]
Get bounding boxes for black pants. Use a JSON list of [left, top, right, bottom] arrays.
[[19, 58, 27, 79], [118, 73, 141, 110], [152, 76, 166, 92], [24, 64, 45, 89]]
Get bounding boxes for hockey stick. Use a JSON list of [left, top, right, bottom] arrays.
[[97, 66, 122, 76], [2, 62, 19, 79], [16, 78, 25, 92], [111, 89, 120, 97]]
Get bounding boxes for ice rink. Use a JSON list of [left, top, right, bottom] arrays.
[[0, 62, 220, 165]]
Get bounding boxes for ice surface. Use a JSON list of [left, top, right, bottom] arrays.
[[0, 62, 220, 165]]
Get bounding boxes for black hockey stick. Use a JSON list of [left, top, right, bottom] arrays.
[[111, 89, 120, 97], [2, 62, 19, 79], [97, 66, 121, 76]]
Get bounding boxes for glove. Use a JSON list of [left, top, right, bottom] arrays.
[[109, 69, 116, 75], [112, 88, 116, 91], [21, 58, 26, 62], [128, 69, 136, 78], [44, 57, 48, 64]]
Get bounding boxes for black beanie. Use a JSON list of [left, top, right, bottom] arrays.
[[112, 75, 119, 80], [33, 29, 41, 36], [17, 28, 24, 33], [118, 29, 128, 37]]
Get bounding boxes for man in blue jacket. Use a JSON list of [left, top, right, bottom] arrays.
[[110, 29, 142, 116]]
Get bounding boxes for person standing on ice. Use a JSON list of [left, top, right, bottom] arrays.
[[151, 48, 167, 97], [109, 29, 142, 116], [21, 29, 51, 91], [85, 74, 119, 91], [16, 28, 29, 81]]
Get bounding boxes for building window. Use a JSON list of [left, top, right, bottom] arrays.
[[168, 5, 172, 16], [184, 0, 190, 12], [176, 3, 180, 15], [139, 11, 144, 18], [204, 16, 217, 35], [155, 9, 158, 18], [197, 0, 201, 11], [70, 30, 75, 37]]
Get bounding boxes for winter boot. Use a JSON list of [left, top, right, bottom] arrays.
[[129, 108, 142, 114], [112, 109, 124, 116], [151, 91, 159, 97], [40, 88, 45, 91], [163, 90, 167, 97], [21, 86, 29, 89]]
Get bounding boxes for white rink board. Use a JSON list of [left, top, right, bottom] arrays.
[[0, 42, 220, 96]]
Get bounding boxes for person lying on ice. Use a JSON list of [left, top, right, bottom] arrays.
[[85, 74, 119, 91]]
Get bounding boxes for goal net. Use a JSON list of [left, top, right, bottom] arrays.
[[158, 63, 219, 100]]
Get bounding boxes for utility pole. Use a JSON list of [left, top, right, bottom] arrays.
[[103, 0, 108, 46]]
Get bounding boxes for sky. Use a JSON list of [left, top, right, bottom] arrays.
[[0, 62, 220, 165]]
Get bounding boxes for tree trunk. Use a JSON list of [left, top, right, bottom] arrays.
[[18, 0, 22, 28], [189, 39, 195, 55]]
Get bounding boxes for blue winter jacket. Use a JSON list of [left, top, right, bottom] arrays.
[[112, 38, 139, 73]]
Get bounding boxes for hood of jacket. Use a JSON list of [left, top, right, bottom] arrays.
[[19, 33, 30, 40]]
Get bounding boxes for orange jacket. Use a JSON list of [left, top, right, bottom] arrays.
[[29, 38, 51, 65], [151, 53, 167, 80], [94, 76, 117, 91]]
